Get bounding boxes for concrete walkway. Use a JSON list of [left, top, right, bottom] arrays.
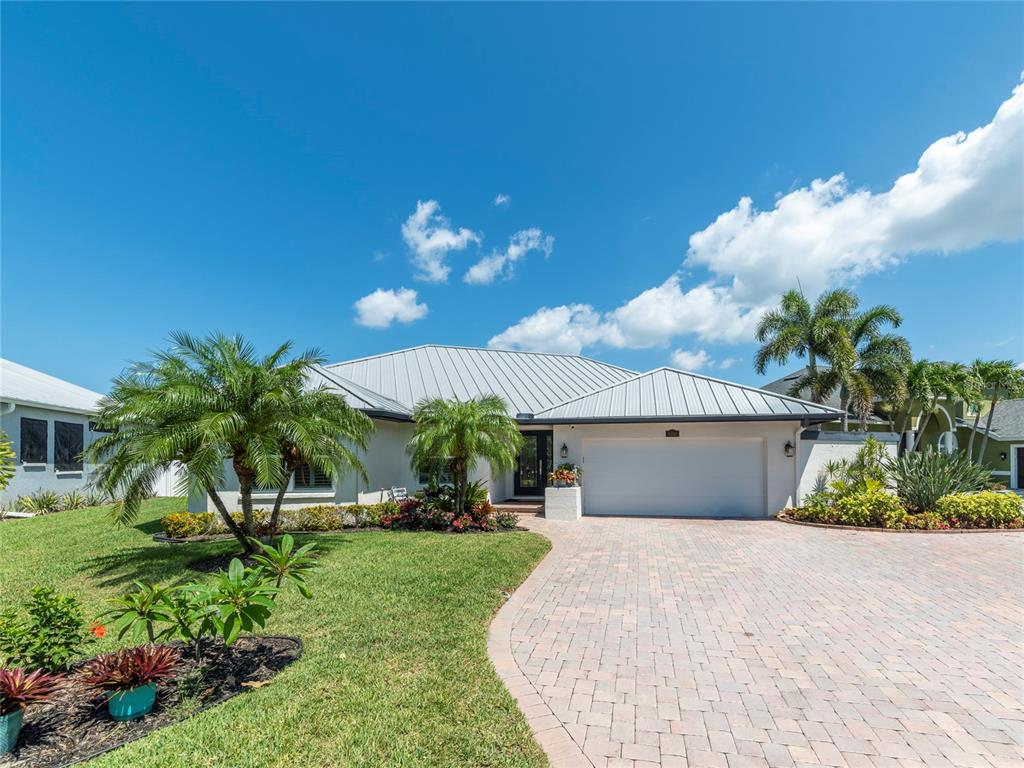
[[488, 516, 1024, 768]]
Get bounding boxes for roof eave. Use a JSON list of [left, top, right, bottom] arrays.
[[519, 413, 841, 426], [0, 397, 99, 416]]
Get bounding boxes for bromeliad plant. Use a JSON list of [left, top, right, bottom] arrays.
[[80, 645, 182, 694], [0, 668, 62, 753]]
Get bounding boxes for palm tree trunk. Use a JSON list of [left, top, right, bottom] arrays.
[[978, 391, 1000, 464], [269, 465, 296, 536], [966, 410, 982, 463], [808, 352, 821, 404], [233, 461, 257, 551], [913, 407, 934, 452], [839, 393, 850, 432], [207, 486, 248, 551]]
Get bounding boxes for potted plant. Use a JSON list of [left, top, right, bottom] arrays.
[[0, 668, 61, 753], [549, 463, 580, 488], [80, 645, 181, 721]]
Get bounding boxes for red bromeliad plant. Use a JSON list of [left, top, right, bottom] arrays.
[[0, 668, 62, 716], [80, 645, 182, 693]]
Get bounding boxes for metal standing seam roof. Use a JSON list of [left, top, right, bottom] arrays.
[[325, 345, 637, 416], [305, 365, 411, 418], [0, 358, 105, 414], [528, 367, 847, 422]]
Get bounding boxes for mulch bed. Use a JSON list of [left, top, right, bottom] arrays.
[[2, 636, 302, 768], [776, 513, 1023, 533]]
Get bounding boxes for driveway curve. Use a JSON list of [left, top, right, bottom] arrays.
[[489, 516, 1024, 768]]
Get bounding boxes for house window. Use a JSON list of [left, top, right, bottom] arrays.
[[55, 421, 84, 472], [20, 418, 47, 464], [418, 463, 454, 485], [294, 463, 332, 489]]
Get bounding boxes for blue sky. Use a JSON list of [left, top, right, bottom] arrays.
[[3, 3, 1022, 393]]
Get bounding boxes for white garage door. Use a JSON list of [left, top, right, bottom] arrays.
[[582, 438, 765, 518]]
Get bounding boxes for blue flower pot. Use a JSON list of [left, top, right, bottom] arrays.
[[107, 683, 157, 721], [1, 708, 24, 754]]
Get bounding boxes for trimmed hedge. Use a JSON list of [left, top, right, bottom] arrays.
[[160, 503, 398, 539], [934, 492, 1023, 529]]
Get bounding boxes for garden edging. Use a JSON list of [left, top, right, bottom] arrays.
[[776, 513, 1024, 533]]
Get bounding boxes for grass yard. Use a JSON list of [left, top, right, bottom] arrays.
[[0, 499, 551, 768]]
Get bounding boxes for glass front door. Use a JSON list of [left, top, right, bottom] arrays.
[[514, 432, 553, 496]]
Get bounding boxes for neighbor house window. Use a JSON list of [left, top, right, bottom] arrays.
[[294, 463, 332, 489], [20, 417, 47, 464], [55, 421, 84, 472]]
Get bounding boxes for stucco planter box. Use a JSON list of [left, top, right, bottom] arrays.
[[545, 486, 582, 521]]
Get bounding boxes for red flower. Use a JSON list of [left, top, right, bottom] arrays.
[[90, 622, 107, 639]]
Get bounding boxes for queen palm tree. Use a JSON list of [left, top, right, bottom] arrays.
[[406, 395, 523, 517], [754, 289, 857, 403], [896, 359, 933, 438], [86, 332, 373, 552], [972, 360, 1024, 462]]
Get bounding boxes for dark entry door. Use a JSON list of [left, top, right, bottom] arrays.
[[514, 432, 553, 496], [1016, 447, 1024, 490]]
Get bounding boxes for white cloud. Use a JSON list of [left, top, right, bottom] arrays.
[[353, 287, 428, 329], [494, 193, 511, 207], [401, 200, 480, 283], [717, 357, 739, 370], [686, 79, 1023, 305], [490, 80, 1024, 356], [464, 228, 554, 284], [670, 349, 710, 371], [488, 304, 614, 355]]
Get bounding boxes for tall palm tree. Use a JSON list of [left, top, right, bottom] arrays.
[[911, 362, 971, 452], [86, 332, 373, 552], [406, 396, 523, 517], [896, 359, 934, 438], [973, 360, 1024, 462], [754, 288, 857, 403], [832, 305, 910, 431]]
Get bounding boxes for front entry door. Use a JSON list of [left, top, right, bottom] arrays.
[[514, 432, 553, 496]]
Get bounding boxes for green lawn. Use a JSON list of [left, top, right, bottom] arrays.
[[0, 499, 551, 768]]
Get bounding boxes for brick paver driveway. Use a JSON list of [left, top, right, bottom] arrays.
[[489, 517, 1024, 768]]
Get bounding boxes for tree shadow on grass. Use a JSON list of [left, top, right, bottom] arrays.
[[83, 532, 359, 592]]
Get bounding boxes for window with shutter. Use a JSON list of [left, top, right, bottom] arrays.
[[55, 421, 84, 472], [294, 463, 332, 489], [20, 418, 47, 464]]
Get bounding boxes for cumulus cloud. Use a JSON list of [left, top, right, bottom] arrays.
[[488, 304, 614, 355], [401, 200, 480, 282], [670, 349, 711, 371], [490, 80, 1024, 355], [353, 287, 428, 329], [464, 228, 555, 284], [494, 193, 511, 207]]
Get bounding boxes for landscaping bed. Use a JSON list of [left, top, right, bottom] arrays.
[[2, 636, 301, 768], [776, 511, 1022, 533]]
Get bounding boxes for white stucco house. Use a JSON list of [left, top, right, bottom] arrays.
[[0, 358, 107, 505], [189, 345, 852, 519]]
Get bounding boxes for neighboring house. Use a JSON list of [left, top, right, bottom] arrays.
[[0, 358, 105, 505], [190, 345, 843, 519], [953, 398, 1024, 489], [762, 368, 893, 430], [764, 368, 1024, 488]]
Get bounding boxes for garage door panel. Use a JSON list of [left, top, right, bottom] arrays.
[[582, 438, 764, 518]]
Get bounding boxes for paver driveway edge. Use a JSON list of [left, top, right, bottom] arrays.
[[489, 521, 595, 768]]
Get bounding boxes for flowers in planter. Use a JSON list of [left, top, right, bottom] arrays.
[[549, 463, 580, 487], [81, 645, 182, 721], [0, 668, 62, 753]]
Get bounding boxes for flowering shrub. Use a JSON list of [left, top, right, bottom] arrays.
[[160, 512, 214, 538], [902, 511, 950, 530], [495, 510, 519, 530], [80, 645, 182, 692], [161, 502, 400, 538]]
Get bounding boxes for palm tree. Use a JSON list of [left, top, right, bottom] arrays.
[[754, 289, 857, 403], [0, 430, 15, 492], [973, 360, 1024, 462], [896, 359, 933, 438], [911, 362, 972, 452], [86, 332, 373, 552], [406, 396, 523, 517]]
